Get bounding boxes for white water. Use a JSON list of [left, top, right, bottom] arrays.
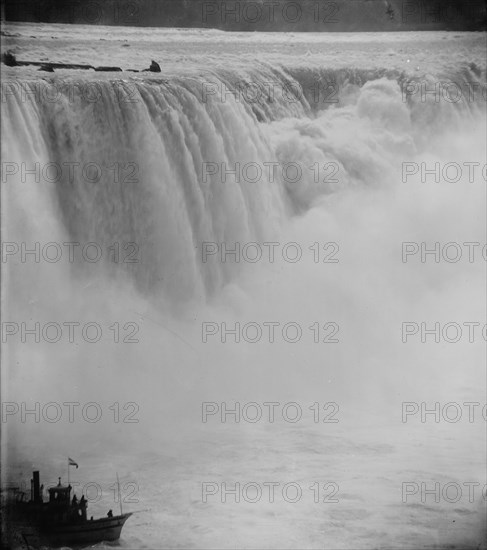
[[1, 25, 486, 549]]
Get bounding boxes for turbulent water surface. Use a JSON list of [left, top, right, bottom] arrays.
[[1, 24, 486, 549]]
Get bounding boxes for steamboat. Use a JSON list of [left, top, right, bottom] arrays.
[[3, 468, 132, 548]]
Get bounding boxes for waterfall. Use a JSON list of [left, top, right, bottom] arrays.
[[3, 64, 484, 308]]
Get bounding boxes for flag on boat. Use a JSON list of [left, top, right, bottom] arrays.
[[68, 457, 79, 468]]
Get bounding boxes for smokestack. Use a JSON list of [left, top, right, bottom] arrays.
[[33, 471, 40, 503]]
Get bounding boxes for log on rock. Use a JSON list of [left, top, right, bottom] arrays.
[[94, 66, 123, 72], [3, 57, 94, 70], [49, 63, 94, 69]]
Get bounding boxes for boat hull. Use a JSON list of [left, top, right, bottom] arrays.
[[41, 513, 133, 546]]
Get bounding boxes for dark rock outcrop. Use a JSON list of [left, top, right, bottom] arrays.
[[149, 60, 161, 72], [142, 60, 161, 72], [2, 51, 18, 66]]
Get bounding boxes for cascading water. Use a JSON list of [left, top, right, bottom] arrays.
[[3, 64, 484, 303]]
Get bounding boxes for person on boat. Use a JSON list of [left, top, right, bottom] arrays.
[[79, 495, 87, 520], [72, 494, 78, 507], [107, 509, 113, 518]]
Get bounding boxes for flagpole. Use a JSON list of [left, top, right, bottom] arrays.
[[116, 472, 123, 516]]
